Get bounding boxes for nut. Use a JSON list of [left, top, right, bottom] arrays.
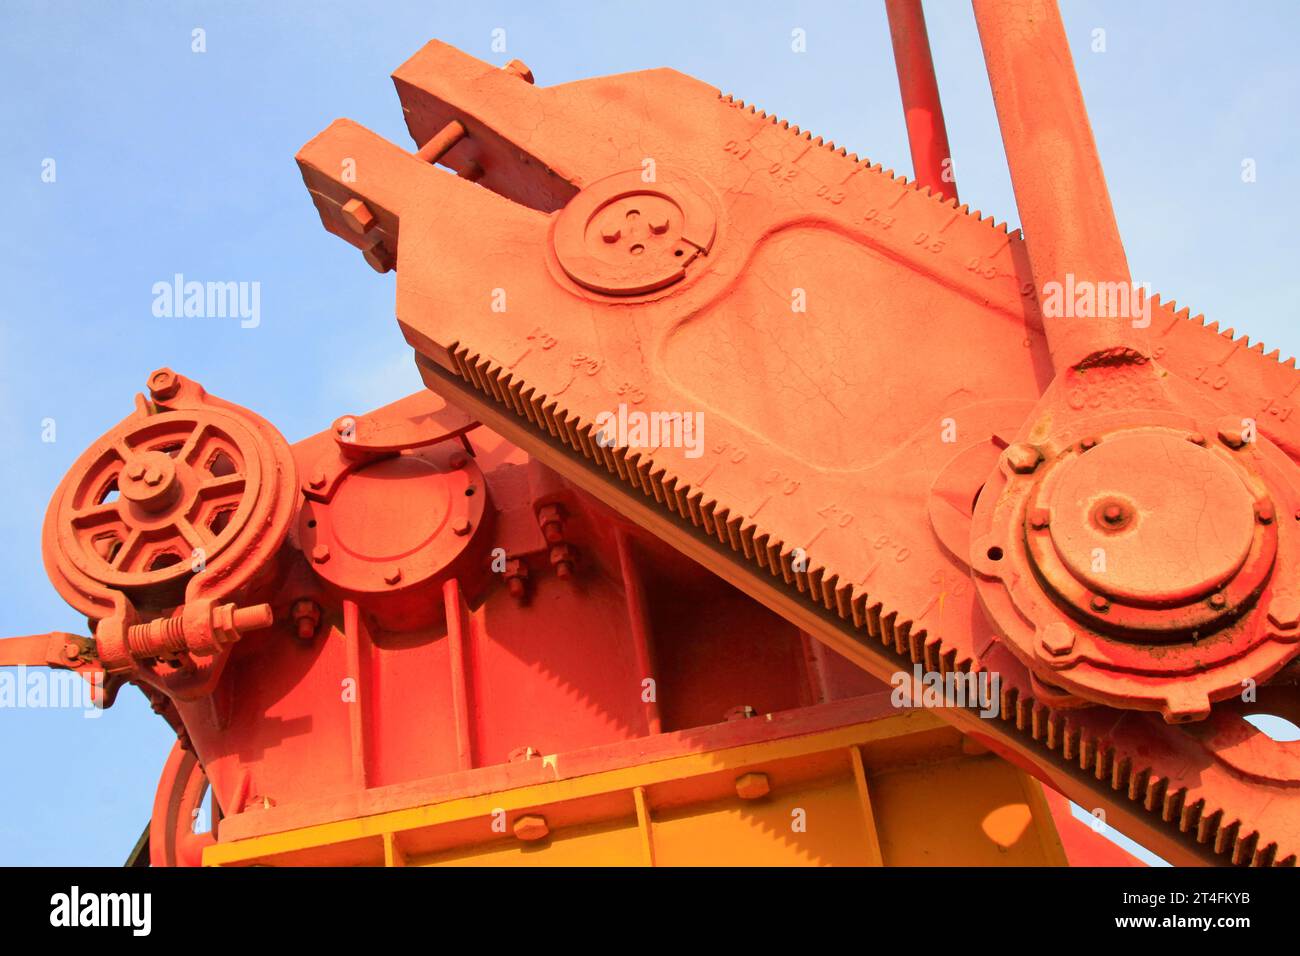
[[1038, 622, 1076, 657], [502, 58, 535, 84], [1004, 443, 1042, 475], [340, 198, 377, 235], [362, 240, 395, 274], [311, 544, 331, 564], [148, 367, 180, 402], [291, 599, 321, 640], [513, 814, 549, 842], [383, 567, 402, 586], [1267, 596, 1300, 630], [735, 772, 771, 800]]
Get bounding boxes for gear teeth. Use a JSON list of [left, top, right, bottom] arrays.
[[443, 245, 1300, 868]]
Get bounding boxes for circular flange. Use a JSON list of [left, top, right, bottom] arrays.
[[299, 444, 486, 597], [551, 167, 717, 296], [971, 418, 1300, 722], [44, 403, 296, 615], [1025, 430, 1275, 639]]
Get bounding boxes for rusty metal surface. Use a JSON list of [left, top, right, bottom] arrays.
[[293, 32, 1300, 865]]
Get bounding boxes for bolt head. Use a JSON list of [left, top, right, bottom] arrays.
[[735, 772, 771, 800], [1005, 443, 1042, 475], [340, 198, 376, 235], [125, 462, 146, 481], [1216, 419, 1248, 449], [1028, 506, 1051, 530], [648, 216, 670, 235], [1038, 622, 1076, 657], [148, 368, 180, 402], [453, 518, 472, 537], [362, 240, 394, 274], [513, 814, 549, 842], [311, 544, 331, 564], [1209, 593, 1228, 609], [600, 224, 621, 243], [1267, 596, 1300, 630], [309, 471, 327, 490], [1089, 594, 1110, 613], [383, 567, 402, 586], [503, 58, 535, 84]]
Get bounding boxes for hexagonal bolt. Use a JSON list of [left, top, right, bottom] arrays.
[[1078, 436, 1099, 451], [513, 814, 549, 842], [1217, 421, 1248, 449], [600, 224, 621, 244], [1186, 432, 1207, 446], [549, 543, 577, 579], [1004, 443, 1042, 475], [735, 772, 771, 800], [125, 462, 146, 481], [383, 567, 403, 586], [308, 471, 327, 490], [311, 544, 331, 565], [291, 599, 321, 641], [1038, 622, 1076, 658], [148, 367, 181, 402], [504, 558, 529, 603], [1267, 597, 1300, 630], [448, 453, 467, 470], [340, 198, 377, 235], [537, 504, 566, 544], [647, 215, 670, 235], [1028, 506, 1051, 530], [452, 517, 472, 537], [1256, 501, 1276, 525], [1208, 593, 1228, 610], [1089, 594, 1110, 613], [502, 59, 535, 84], [362, 240, 395, 274]]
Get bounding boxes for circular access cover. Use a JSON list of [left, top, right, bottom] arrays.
[[1037, 431, 1257, 606], [552, 168, 717, 296]]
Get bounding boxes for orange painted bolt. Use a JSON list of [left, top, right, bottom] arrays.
[[363, 240, 395, 274], [735, 772, 771, 800], [452, 518, 472, 537], [503, 59, 534, 84], [384, 567, 403, 585], [1039, 622, 1075, 657], [415, 120, 467, 165], [513, 814, 549, 841], [1004, 443, 1041, 474], [341, 198, 377, 235], [291, 599, 321, 641], [311, 544, 331, 564], [148, 367, 180, 402]]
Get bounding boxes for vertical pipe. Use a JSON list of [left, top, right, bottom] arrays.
[[972, 0, 1148, 371], [442, 578, 474, 771], [615, 527, 663, 736], [884, 0, 959, 201]]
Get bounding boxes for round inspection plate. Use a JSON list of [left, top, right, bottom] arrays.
[[1036, 431, 1257, 605], [300, 448, 486, 594], [552, 168, 717, 296]]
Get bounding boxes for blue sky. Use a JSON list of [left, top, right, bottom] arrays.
[[1, 0, 1297, 865]]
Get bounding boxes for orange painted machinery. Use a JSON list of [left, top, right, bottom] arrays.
[[6, 0, 1300, 867]]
